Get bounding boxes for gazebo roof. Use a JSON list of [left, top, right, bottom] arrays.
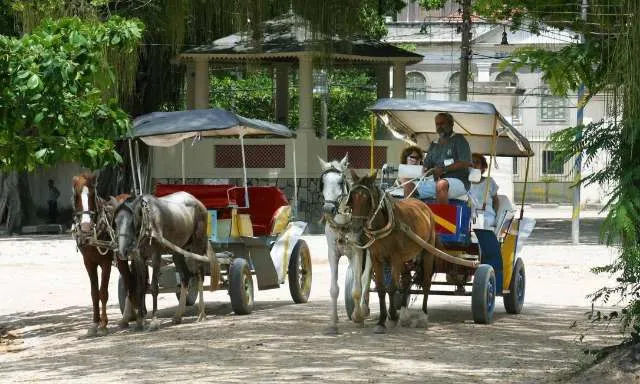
[[180, 13, 423, 64]]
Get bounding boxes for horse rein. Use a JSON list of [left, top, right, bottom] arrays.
[[71, 189, 118, 256], [346, 183, 395, 249]]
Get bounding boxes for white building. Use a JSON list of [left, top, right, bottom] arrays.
[[386, 2, 609, 206]]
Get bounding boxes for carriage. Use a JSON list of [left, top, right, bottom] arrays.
[[344, 99, 534, 324], [116, 108, 312, 316]]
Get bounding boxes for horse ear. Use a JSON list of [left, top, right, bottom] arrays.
[[317, 156, 330, 170], [350, 168, 360, 182], [340, 153, 349, 168]]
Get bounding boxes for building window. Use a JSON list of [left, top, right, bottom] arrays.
[[496, 72, 521, 122], [540, 88, 567, 122], [512, 157, 518, 175], [448, 72, 460, 101], [542, 150, 563, 175], [406, 72, 428, 100]]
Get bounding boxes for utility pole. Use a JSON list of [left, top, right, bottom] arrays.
[[459, 0, 472, 101], [572, 0, 588, 245]]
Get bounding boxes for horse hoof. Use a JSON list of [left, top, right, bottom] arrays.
[[399, 308, 412, 327], [148, 320, 160, 331], [373, 325, 386, 334], [172, 317, 182, 325], [86, 326, 98, 337], [118, 320, 130, 329], [415, 314, 429, 329], [134, 322, 145, 331], [324, 326, 339, 335], [97, 327, 109, 337]]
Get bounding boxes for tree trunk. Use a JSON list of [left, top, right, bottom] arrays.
[[0, 172, 23, 234]]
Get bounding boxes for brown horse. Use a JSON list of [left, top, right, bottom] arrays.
[[346, 170, 438, 334], [71, 173, 134, 336]]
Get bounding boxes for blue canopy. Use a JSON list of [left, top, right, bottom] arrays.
[[131, 108, 294, 147], [369, 99, 533, 157]]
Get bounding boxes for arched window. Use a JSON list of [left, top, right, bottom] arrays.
[[496, 71, 518, 87], [448, 72, 460, 101], [406, 72, 428, 100], [496, 72, 521, 122]]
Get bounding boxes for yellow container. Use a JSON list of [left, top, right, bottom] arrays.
[[237, 214, 254, 237]]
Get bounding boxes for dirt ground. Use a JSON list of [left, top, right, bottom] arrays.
[[0, 220, 633, 383]]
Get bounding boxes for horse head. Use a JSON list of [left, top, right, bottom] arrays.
[[318, 154, 350, 216], [113, 196, 143, 260], [346, 169, 381, 235], [72, 172, 98, 233]]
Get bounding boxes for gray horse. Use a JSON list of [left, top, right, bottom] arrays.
[[113, 191, 209, 330]]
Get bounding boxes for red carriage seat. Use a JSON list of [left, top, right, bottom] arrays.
[[228, 186, 289, 236]]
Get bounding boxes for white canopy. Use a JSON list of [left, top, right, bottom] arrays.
[[369, 99, 534, 157]]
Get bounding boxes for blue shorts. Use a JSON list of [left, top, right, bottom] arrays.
[[417, 177, 468, 200]]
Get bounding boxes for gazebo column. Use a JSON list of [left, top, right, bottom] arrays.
[[298, 55, 314, 131], [275, 63, 289, 124], [392, 62, 406, 98], [376, 64, 391, 99], [193, 57, 210, 109], [186, 61, 196, 109]]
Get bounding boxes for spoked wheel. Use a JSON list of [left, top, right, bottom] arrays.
[[504, 258, 525, 314], [288, 240, 312, 303], [471, 264, 496, 324], [229, 258, 254, 315], [175, 276, 198, 306], [344, 264, 355, 319]]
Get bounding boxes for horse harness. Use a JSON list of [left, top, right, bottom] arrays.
[[71, 192, 118, 256], [345, 183, 397, 250]]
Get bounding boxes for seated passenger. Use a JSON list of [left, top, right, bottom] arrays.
[[469, 153, 499, 228], [392, 145, 424, 197], [403, 112, 472, 203]]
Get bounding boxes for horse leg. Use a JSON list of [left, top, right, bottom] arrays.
[[196, 270, 206, 322], [325, 235, 340, 335], [83, 257, 100, 337], [418, 252, 436, 329], [97, 260, 112, 336], [350, 247, 365, 326], [148, 251, 161, 331], [372, 261, 388, 334], [133, 255, 147, 331], [172, 254, 189, 325], [360, 250, 372, 317], [116, 259, 134, 328], [399, 265, 413, 327]]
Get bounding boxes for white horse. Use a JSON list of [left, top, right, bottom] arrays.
[[318, 155, 372, 334]]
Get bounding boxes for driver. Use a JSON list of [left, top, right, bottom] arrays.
[[403, 112, 471, 204]]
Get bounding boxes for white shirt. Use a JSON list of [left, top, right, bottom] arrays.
[[469, 177, 498, 216]]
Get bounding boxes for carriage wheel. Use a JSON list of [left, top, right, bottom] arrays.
[[288, 240, 312, 304], [344, 264, 355, 319], [118, 275, 126, 314], [504, 258, 525, 314], [229, 258, 254, 315], [175, 276, 198, 306], [471, 264, 496, 324]]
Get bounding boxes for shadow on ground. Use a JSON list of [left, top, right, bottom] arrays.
[[0, 299, 619, 383]]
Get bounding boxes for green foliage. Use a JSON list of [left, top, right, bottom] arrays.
[[0, 16, 144, 171], [209, 69, 376, 139]]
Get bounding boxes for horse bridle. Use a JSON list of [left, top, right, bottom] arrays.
[[320, 166, 350, 213], [345, 182, 395, 248], [71, 186, 117, 255]]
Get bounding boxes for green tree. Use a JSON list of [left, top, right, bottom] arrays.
[[0, 16, 143, 232], [472, 0, 640, 334]]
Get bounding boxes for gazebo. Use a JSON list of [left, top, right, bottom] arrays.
[[179, 13, 422, 136]]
